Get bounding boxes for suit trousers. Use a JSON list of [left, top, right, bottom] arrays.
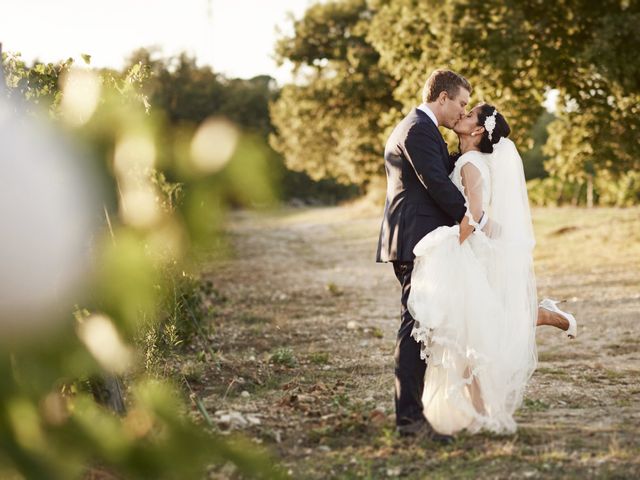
[[392, 261, 427, 426]]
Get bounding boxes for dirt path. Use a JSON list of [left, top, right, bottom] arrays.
[[196, 205, 640, 479]]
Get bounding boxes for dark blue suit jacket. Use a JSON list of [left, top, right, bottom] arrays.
[[376, 108, 467, 263]]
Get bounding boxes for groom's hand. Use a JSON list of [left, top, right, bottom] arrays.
[[459, 215, 474, 244]]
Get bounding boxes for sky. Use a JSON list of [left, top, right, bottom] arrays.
[[0, 0, 314, 85], [1, 1, 557, 110]]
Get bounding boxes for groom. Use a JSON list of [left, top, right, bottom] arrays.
[[376, 69, 478, 442]]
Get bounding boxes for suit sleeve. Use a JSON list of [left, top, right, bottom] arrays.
[[403, 123, 467, 223]]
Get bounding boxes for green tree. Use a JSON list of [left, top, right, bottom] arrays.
[[521, 111, 554, 180], [124, 49, 226, 124], [122, 48, 358, 203], [274, 0, 640, 204], [270, 0, 400, 189], [523, 0, 640, 190], [368, 0, 550, 147], [124, 49, 279, 135], [218, 75, 278, 135], [2, 51, 73, 112]]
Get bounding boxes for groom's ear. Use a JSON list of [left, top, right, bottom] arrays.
[[438, 91, 449, 105]]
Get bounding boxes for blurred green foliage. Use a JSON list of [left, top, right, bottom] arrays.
[[2, 52, 73, 109], [1, 52, 284, 478], [123, 48, 274, 134], [271, 0, 640, 206], [122, 48, 358, 204]]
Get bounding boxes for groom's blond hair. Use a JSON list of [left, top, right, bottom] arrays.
[[423, 69, 471, 103]]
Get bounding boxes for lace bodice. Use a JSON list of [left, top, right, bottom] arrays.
[[450, 151, 491, 227]]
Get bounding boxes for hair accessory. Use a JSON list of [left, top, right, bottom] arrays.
[[484, 109, 497, 141]]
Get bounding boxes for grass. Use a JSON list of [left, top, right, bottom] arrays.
[[309, 352, 330, 365], [326, 282, 344, 296], [238, 313, 272, 325], [522, 398, 551, 412], [269, 347, 297, 368]]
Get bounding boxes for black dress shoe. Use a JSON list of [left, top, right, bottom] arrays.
[[396, 420, 454, 444]]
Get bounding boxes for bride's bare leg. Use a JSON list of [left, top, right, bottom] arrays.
[[469, 378, 486, 415], [464, 366, 487, 415], [536, 306, 569, 331]]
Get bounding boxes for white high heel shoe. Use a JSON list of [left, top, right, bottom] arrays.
[[539, 298, 577, 339]]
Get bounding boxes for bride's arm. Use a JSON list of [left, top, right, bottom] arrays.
[[460, 162, 484, 226], [461, 162, 499, 239]]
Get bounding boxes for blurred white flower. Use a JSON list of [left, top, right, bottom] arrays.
[[119, 185, 161, 228], [190, 117, 238, 173], [60, 68, 101, 127], [113, 133, 156, 181], [77, 314, 132, 374]]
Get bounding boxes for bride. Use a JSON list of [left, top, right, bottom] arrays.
[[407, 103, 577, 435]]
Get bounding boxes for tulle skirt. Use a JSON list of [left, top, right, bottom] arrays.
[[408, 225, 537, 435]]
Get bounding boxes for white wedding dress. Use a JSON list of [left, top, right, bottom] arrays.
[[408, 138, 538, 435]]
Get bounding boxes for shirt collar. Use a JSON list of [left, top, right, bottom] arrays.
[[417, 104, 438, 127]]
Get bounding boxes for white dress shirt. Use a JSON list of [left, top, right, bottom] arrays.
[[417, 104, 438, 127]]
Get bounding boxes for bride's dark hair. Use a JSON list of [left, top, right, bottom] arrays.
[[476, 103, 511, 154]]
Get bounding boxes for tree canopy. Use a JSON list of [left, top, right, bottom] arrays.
[[270, 0, 400, 188], [271, 0, 640, 204]]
